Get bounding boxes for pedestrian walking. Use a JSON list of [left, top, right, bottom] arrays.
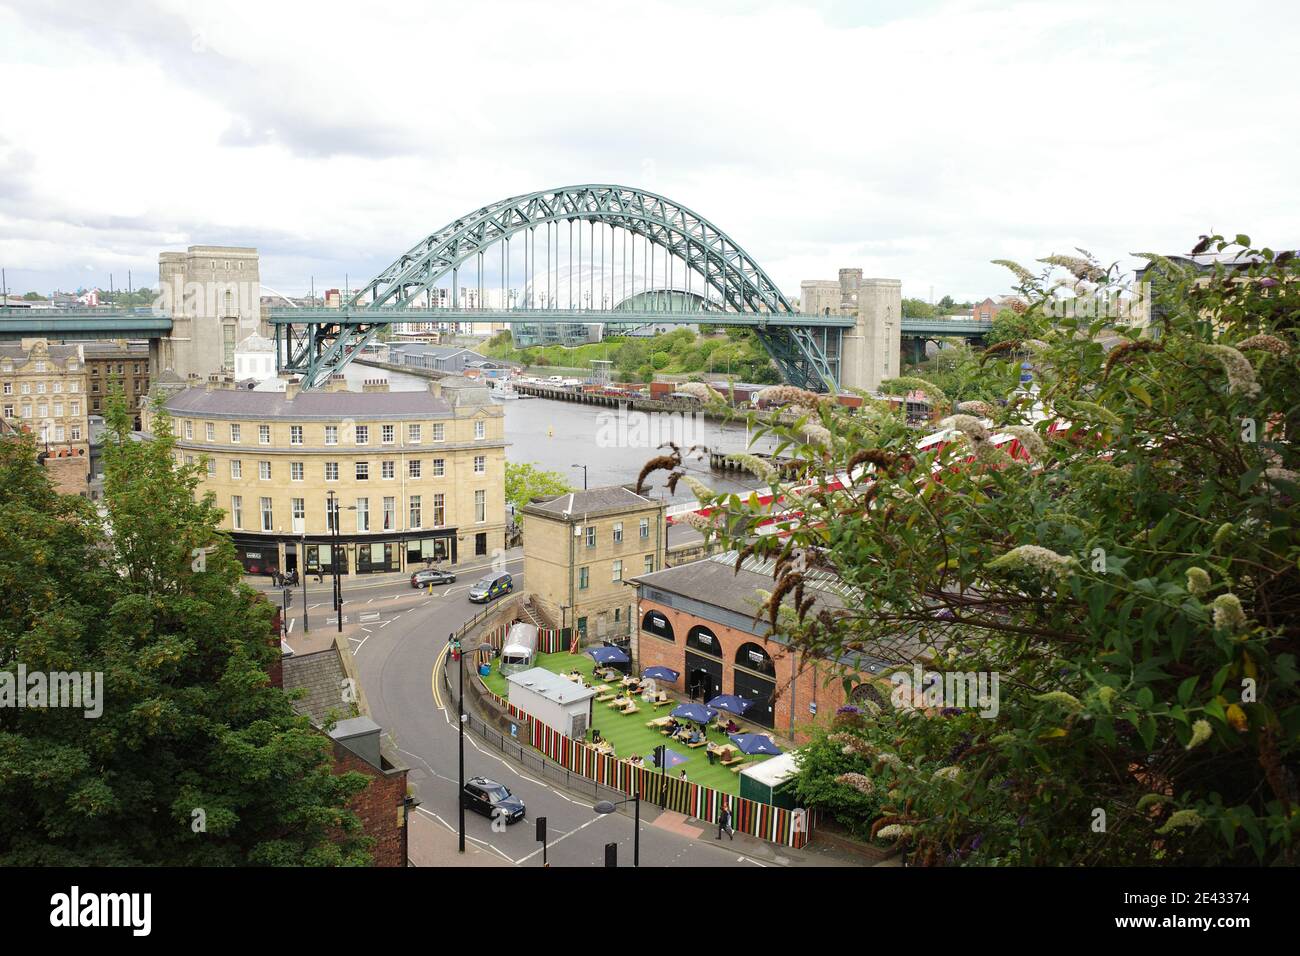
[[716, 803, 734, 840]]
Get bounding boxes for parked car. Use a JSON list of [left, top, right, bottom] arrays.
[[468, 571, 513, 603], [461, 776, 525, 824], [411, 567, 456, 588]]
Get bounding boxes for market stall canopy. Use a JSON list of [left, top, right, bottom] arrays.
[[729, 733, 783, 755], [587, 645, 630, 665], [707, 694, 754, 715], [670, 703, 717, 724], [641, 665, 680, 682]]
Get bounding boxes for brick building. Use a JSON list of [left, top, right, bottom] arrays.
[[279, 638, 411, 866], [82, 340, 151, 428], [630, 551, 905, 743]]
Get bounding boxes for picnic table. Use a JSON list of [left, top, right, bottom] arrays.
[[592, 740, 615, 757], [646, 716, 674, 729]]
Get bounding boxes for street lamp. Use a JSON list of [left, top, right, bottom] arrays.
[[456, 636, 495, 853], [593, 786, 641, 867], [326, 491, 355, 633], [571, 464, 587, 490], [300, 532, 309, 633]]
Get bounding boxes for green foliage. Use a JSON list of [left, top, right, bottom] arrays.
[[987, 307, 1043, 345], [709, 236, 1300, 865], [902, 298, 935, 319], [0, 395, 372, 865], [505, 462, 572, 524]]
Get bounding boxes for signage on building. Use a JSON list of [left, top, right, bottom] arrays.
[[747, 649, 765, 665]]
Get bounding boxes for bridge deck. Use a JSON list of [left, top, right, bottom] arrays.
[[0, 308, 172, 339], [264, 306, 856, 328]]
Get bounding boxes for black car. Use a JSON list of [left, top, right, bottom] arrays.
[[461, 776, 525, 824], [411, 567, 456, 588]]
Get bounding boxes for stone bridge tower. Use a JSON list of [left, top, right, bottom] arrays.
[[801, 268, 900, 392]]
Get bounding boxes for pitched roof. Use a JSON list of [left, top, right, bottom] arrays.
[[163, 385, 455, 420], [523, 484, 661, 520], [281, 648, 358, 726]]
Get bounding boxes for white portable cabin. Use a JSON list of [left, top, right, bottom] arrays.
[[499, 622, 539, 676], [506, 667, 597, 739]]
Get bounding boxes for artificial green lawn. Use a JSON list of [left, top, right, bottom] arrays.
[[479, 651, 770, 794]]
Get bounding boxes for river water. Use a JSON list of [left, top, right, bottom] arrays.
[[342, 363, 776, 501]]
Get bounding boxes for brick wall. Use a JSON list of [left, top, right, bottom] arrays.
[[332, 741, 408, 867], [637, 598, 872, 744], [43, 453, 89, 497]]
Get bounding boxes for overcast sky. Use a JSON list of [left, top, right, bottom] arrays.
[[1, 0, 1295, 303]]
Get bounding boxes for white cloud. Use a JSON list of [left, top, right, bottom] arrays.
[[0, 0, 1296, 300]]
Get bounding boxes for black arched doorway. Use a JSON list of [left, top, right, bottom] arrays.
[[685, 624, 723, 702], [733, 642, 776, 729]]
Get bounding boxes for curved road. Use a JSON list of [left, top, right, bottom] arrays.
[[288, 562, 780, 867]]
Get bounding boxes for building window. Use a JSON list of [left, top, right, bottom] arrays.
[[640, 518, 649, 539], [207, 458, 216, 477], [325, 461, 339, 481], [585, 526, 595, 548], [259, 424, 270, 444], [474, 489, 485, 523], [355, 461, 369, 481], [432, 493, 445, 526], [409, 495, 421, 529], [432, 423, 444, 442], [231, 460, 242, 479], [325, 425, 338, 445], [292, 497, 305, 525], [612, 560, 622, 582], [290, 425, 303, 445], [381, 460, 395, 480], [408, 460, 422, 479], [253, 461, 268, 480], [613, 522, 623, 543], [383, 496, 395, 530], [474, 455, 486, 474], [55, 426, 65, 442], [475, 420, 486, 439], [69, 382, 78, 394], [432, 458, 445, 477], [230, 423, 241, 443], [260, 497, 273, 532], [355, 425, 369, 445], [53, 382, 62, 394], [407, 424, 421, 443], [579, 566, 589, 590], [382, 424, 394, 444], [21, 383, 29, 394], [642, 610, 674, 642], [34, 361, 45, 373], [231, 495, 243, 529], [206, 422, 215, 441], [325, 497, 339, 531], [3, 404, 13, 418], [37, 382, 46, 395], [3, 383, 10, 395], [184, 420, 193, 439], [54, 403, 63, 417], [71, 400, 79, 416], [356, 498, 369, 532], [644, 554, 654, 574], [290, 461, 304, 481]]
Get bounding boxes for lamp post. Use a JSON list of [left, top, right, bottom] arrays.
[[457, 636, 493, 853], [300, 533, 309, 633], [571, 464, 587, 490], [593, 785, 641, 867]]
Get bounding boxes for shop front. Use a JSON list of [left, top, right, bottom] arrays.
[[403, 531, 458, 568], [733, 642, 777, 729], [232, 536, 280, 577]]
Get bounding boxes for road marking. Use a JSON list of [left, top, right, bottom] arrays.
[[515, 815, 604, 864], [415, 807, 518, 864], [286, 618, 295, 634], [366, 598, 374, 604], [350, 634, 370, 653]]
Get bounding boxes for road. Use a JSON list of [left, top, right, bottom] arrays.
[[272, 557, 787, 867]]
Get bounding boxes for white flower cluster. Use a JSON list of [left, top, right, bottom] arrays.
[[1201, 343, 1261, 398], [987, 544, 1077, 577], [1211, 593, 1248, 632]]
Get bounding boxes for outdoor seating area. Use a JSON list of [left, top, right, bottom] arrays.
[[478, 649, 777, 794]]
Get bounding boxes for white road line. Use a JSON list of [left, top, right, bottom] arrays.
[[286, 618, 295, 634], [351, 634, 370, 653], [515, 815, 603, 864], [415, 807, 519, 863], [366, 598, 374, 604]]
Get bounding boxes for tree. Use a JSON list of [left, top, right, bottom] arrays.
[[505, 462, 573, 525], [0, 395, 372, 865], [903, 298, 935, 319], [987, 307, 1042, 345], [21, 291, 46, 301], [667, 236, 1300, 865]]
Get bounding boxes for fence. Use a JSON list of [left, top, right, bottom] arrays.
[[455, 612, 811, 849]]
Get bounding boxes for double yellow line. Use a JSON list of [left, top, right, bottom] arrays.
[[431, 641, 451, 710]]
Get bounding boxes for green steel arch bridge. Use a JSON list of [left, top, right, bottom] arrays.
[[0, 185, 991, 389]]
